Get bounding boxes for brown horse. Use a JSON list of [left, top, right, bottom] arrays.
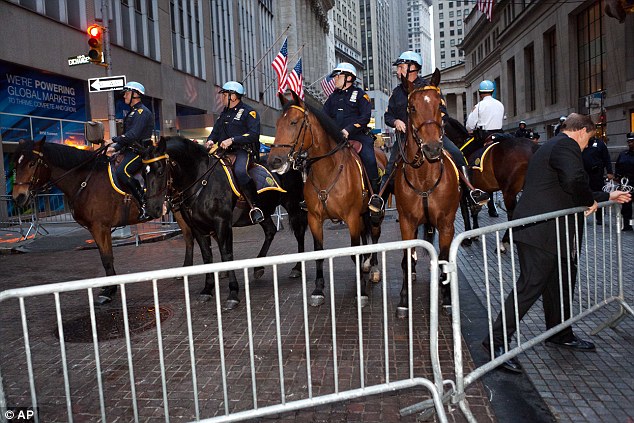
[[394, 69, 461, 313], [444, 116, 538, 246], [11, 139, 190, 304], [268, 92, 387, 308]]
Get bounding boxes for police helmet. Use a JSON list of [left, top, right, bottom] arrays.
[[330, 62, 357, 79], [519, 121, 526, 125], [122, 81, 145, 95], [220, 81, 245, 96], [559, 116, 567, 122], [392, 51, 423, 69], [627, 132, 634, 141], [478, 80, 495, 93]]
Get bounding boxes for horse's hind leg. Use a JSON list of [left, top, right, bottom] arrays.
[[94, 226, 116, 305], [363, 213, 381, 284], [253, 217, 277, 279], [288, 207, 307, 278], [308, 217, 326, 307], [215, 223, 240, 310], [348, 217, 369, 308]]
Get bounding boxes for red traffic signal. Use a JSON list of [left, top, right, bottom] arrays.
[[86, 24, 104, 63]]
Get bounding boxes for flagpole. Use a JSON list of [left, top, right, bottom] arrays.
[[242, 24, 291, 82], [262, 45, 304, 96], [307, 71, 332, 88]]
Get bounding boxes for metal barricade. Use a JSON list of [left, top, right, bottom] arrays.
[[446, 202, 633, 421], [0, 241, 448, 423]]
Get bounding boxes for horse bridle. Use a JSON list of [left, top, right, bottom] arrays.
[[13, 149, 49, 193], [142, 152, 174, 202], [404, 85, 445, 167]]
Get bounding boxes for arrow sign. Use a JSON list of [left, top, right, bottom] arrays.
[[88, 75, 126, 92]]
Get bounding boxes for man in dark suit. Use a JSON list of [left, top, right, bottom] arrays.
[[482, 113, 631, 374]]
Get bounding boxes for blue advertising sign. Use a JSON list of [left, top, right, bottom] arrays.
[[0, 60, 87, 139]]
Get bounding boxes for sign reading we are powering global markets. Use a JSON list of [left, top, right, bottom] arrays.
[[0, 60, 87, 142]]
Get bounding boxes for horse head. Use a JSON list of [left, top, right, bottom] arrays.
[[141, 136, 171, 218], [268, 91, 312, 174], [12, 139, 51, 207], [404, 68, 444, 161]]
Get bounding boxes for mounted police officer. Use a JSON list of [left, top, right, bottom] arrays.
[[554, 116, 566, 135], [106, 81, 153, 221], [206, 81, 264, 224], [383, 51, 489, 206], [514, 121, 531, 138], [466, 80, 505, 141], [322, 62, 383, 214]]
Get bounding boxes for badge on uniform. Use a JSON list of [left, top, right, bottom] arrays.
[[137, 109, 143, 114], [350, 91, 358, 103], [249, 110, 257, 119], [235, 108, 244, 120]]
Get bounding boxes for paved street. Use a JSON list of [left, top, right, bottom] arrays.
[[0, 201, 632, 422]]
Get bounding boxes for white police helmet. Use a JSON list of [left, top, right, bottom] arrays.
[[220, 81, 245, 96], [123, 81, 145, 95], [393, 51, 423, 69], [330, 62, 357, 78], [478, 80, 495, 93]]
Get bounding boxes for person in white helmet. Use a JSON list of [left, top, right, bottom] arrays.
[[554, 115, 567, 135], [514, 121, 531, 138], [206, 81, 264, 224], [106, 81, 154, 221], [323, 62, 383, 214], [466, 80, 505, 141]]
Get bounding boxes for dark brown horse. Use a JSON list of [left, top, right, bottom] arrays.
[[394, 69, 461, 314], [11, 139, 191, 304], [267, 92, 387, 308], [444, 116, 538, 248]]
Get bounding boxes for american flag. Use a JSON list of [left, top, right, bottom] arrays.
[[477, 0, 494, 21], [287, 58, 305, 100], [320, 75, 336, 97], [271, 38, 288, 94]]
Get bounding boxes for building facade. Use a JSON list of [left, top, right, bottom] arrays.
[[462, 0, 634, 156], [433, 0, 471, 70], [407, 0, 433, 76]]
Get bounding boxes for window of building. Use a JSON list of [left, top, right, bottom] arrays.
[[524, 44, 536, 111], [449, 11, 454, 18], [577, 2, 604, 97], [440, 31, 445, 37], [440, 40, 445, 48], [439, 12, 444, 19], [210, 0, 235, 85], [441, 51, 446, 59], [451, 50, 456, 58], [506, 57, 517, 116], [544, 28, 557, 106], [439, 22, 444, 28], [439, 3, 443, 10]]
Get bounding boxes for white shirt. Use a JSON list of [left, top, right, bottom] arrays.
[[465, 95, 505, 132]]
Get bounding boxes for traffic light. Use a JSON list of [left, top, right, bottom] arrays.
[[87, 24, 104, 63]]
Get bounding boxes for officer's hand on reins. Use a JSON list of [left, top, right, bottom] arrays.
[[341, 129, 349, 139], [219, 137, 234, 149], [394, 119, 406, 133]]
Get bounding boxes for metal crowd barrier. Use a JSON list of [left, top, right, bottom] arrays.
[[446, 202, 632, 421], [0, 241, 448, 423]]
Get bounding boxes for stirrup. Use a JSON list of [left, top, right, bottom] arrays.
[[138, 204, 150, 221], [470, 190, 489, 206], [368, 194, 384, 213], [249, 207, 265, 224]]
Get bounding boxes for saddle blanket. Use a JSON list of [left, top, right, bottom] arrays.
[[469, 142, 499, 172], [213, 154, 286, 198], [108, 155, 142, 195]]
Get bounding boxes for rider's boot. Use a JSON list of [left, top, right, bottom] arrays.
[[129, 178, 150, 221], [461, 166, 489, 206], [368, 177, 384, 214], [241, 180, 265, 224]]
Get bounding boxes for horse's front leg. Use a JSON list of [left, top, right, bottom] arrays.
[[253, 217, 277, 279], [437, 221, 456, 308], [361, 213, 381, 284], [174, 211, 194, 267], [288, 208, 307, 278], [195, 232, 216, 301], [397, 217, 418, 318], [308, 214, 326, 307], [214, 222, 240, 310], [459, 190, 473, 247], [347, 216, 369, 308], [94, 225, 117, 305]]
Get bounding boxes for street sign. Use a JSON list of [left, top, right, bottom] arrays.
[[88, 75, 126, 93], [68, 55, 91, 66]]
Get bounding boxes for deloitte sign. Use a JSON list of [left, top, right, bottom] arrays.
[[68, 55, 91, 66]]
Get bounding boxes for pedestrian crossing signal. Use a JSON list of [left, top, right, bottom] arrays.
[[87, 24, 104, 63]]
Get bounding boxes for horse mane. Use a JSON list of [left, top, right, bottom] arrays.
[[164, 135, 208, 165], [282, 98, 346, 145], [15, 139, 107, 170]]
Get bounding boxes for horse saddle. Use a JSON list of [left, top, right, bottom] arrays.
[[107, 154, 144, 196], [470, 142, 499, 172], [211, 152, 286, 198], [348, 140, 386, 179]]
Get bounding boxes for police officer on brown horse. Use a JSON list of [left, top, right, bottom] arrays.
[[206, 81, 264, 224], [106, 81, 153, 221]]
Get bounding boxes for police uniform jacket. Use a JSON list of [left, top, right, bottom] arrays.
[[112, 102, 154, 151], [582, 138, 613, 175], [513, 133, 608, 256], [514, 127, 532, 138], [615, 149, 634, 180], [207, 101, 260, 154], [384, 77, 427, 128], [323, 85, 372, 141]]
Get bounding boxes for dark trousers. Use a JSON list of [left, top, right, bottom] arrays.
[[233, 149, 251, 186], [114, 150, 142, 190], [357, 135, 379, 181], [443, 136, 467, 167], [622, 200, 633, 228], [490, 242, 576, 347]]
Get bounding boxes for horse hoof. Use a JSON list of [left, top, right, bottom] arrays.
[[310, 295, 325, 307], [225, 299, 240, 310], [362, 261, 372, 274], [288, 268, 302, 279], [396, 307, 408, 319], [198, 294, 213, 302], [461, 238, 473, 247], [96, 295, 112, 306], [356, 296, 369, 308], [253, 267, 265, 280], [369, 268, 381, 284]]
